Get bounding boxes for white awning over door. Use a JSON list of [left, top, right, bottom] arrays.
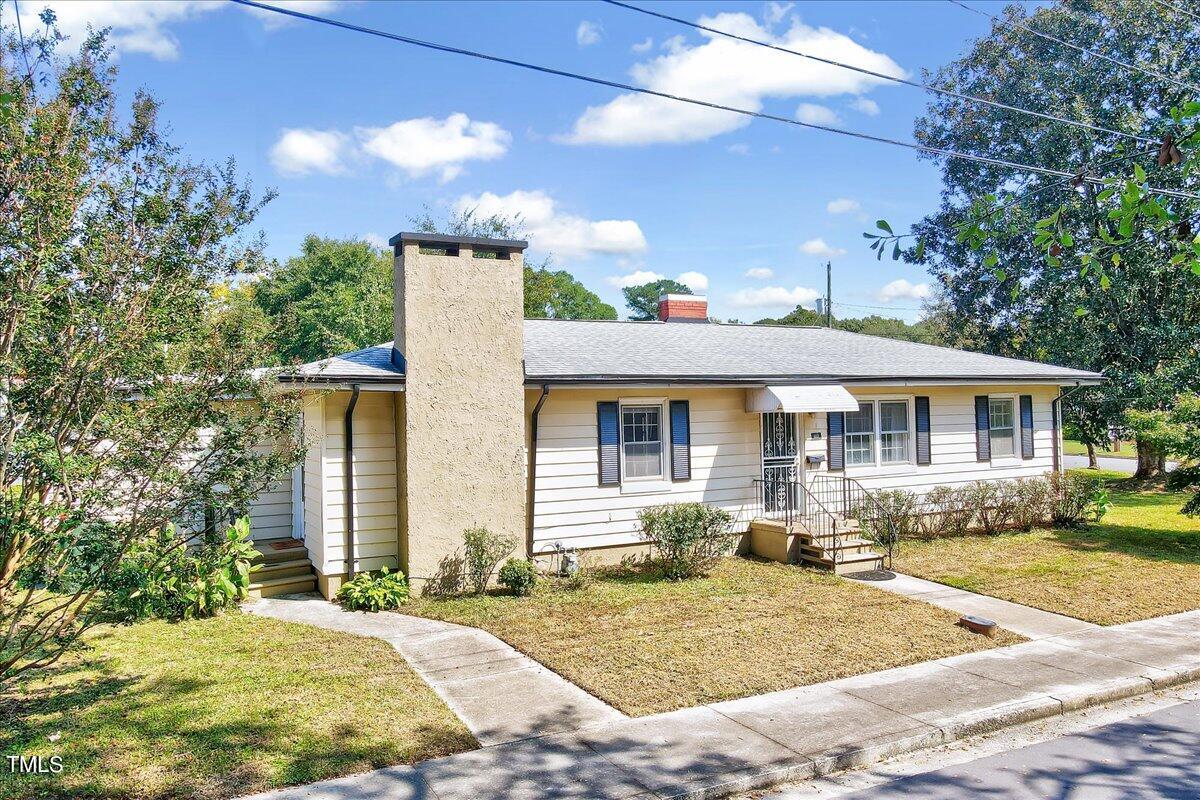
[[745, 384, 860, 413]]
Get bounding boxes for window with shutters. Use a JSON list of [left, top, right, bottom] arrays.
[[879, 400, 910, 464], [989, 397, 1016, 458], [844, 403, 875, 466], [621, 404, 665, 481]]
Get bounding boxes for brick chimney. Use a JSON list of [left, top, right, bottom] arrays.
[[658, 293, 708, 323]]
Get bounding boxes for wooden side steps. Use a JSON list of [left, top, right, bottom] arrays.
[[249, 538, 317, 597], [795, 518, 886, 575]]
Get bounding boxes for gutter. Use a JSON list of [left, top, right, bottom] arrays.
[[343, 384, 361, 579], [1051, 382, 1089, 474], [526, 384, 550, 558]]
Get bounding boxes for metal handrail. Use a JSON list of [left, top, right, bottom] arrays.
[[808, 473, 897, 570], [752, 478, 844, 566]]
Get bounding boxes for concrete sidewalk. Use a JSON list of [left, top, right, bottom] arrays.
[[861, 572, 1098, 639], [242, 609, 1200, 800], [246, 595, 625, 746]]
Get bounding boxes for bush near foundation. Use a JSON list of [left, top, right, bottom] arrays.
[[498, 558, 537, 596], [336, 566, 410, 612], [637, 503, 736, 580]]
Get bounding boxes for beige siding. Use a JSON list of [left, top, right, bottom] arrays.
[[530, 387, 759, 553], [247, 479, 292, 541], [805, 384, 1060, 495], [302, 395, 325, 566], [318, 391, 400, 575], [530, 383, 1063, 553]]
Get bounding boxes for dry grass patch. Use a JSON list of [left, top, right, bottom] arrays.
[[896, 471, 1200, 625], [405, 557, 1022, 716], [1, 613, 475, 800]]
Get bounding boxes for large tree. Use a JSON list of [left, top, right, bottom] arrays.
[[246, 236, 393, 365], [754, 305, 943, 344], [0, 20, 299, 682], [902, 0, 1200, 477], [623, 279, 693, 320]]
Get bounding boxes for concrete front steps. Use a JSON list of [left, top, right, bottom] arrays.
[[249, 538, 316, 597], [797, 518, 886, 574]]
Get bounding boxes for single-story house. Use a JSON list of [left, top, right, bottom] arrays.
[[247, 232, 1101, 597]]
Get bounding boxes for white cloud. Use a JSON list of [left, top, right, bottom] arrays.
[[632, 36, 654, 53], [744, 267, 774, 279], [456, 190, 647, 259], [728, 285, 820, 310], [826, 197, 861, 214], [678, 271, 709, 292], [763, 2, 794, 26], [726, 143, 750, 155], [362, 233, 389, 250], [562, 10, 904, 146], [270, 128, 350, 177], [796, 103, 840, 125], [357, 113, 510, 183], [607, 269, 665, 288], [851, 97, 881, 116], [21, 1, 340, 60], [577, 20, 603, 46], [799, 238, 846, 258], [875, 279, 931, 303], [239, 0, 341, 30]]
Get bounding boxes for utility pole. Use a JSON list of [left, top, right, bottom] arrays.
[[825, 261, 832, 328]]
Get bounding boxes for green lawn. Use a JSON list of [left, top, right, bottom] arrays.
[[403, 557, 1022, 717], [1, 613, 475, 800], [1063, 439, 1136, 459], [895, 470, 1200, 625]]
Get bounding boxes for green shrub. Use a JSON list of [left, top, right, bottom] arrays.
[[111, 517, 258, 621], [498, 558, 537, 596], [857, 489, 917, 545], [1011, 477, 1053, 531], [463, 527, 516, 595], [1047, 471, 1097, 527], [637, 502, 735, 580], [337, 566, 410, 611], [922, 485, 976, 536], [961, 481, 1018, 535]]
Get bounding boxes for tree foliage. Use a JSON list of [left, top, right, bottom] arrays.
[[623, 279, 693, 321], [896, 0, 1200, 477], [243, 236, 393, 365], [754, 305, 942, 344], [1127, 396, 1200, 514], [0, 20, 300, 682]]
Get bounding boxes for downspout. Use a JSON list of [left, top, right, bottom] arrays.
[[344, 384, 361, 579], [526, 384, 550, 558], [1051, 382, 1087, 474]]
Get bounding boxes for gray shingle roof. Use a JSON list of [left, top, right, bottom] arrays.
[[522, 319, 1101, 383], [281, 321, 1101, 385]]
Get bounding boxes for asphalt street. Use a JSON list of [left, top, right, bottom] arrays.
[[832, 699, 1200, 799]]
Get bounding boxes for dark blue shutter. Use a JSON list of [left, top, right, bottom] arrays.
[[827, 412, 845, 471], [1020, 395, 1035, 459], [670, 400, 691, 481], [1051, 398, 1061, 473], [975, 396, 991, 462], [915, 396, 931, 466], [597, 402, 620, 486]]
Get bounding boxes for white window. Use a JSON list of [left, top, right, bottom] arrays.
[[989, 398, 1015, 458], [879, 400, 910, 464], [621, 404, 664, 480], [845, 403, 875, 466]]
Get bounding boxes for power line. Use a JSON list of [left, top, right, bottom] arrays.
[[230, 0, 1200, 201], [1152, 0, 1200, 24], [603, 0, 1155, 148], [11, 0, 33, 78], [949, 0, 1200, 96], [833, 301, 926, 313]]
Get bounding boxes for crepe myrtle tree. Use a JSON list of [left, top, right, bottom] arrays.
[[0, 18, 301, 683], [864, 1, 1200, 479]]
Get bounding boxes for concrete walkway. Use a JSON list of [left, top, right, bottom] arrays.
[[861, 572, 1098, 639], [242, 608, 1200, 800], [246, 594, 625, 746]]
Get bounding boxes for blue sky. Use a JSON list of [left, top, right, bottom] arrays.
[[18, 0, 1022, 322]]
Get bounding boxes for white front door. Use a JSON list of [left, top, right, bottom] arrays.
[[761, 412, 804, 513]]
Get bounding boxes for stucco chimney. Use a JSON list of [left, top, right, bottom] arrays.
[[658, 293, 708, 322], [388, 232, 528, 593]]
